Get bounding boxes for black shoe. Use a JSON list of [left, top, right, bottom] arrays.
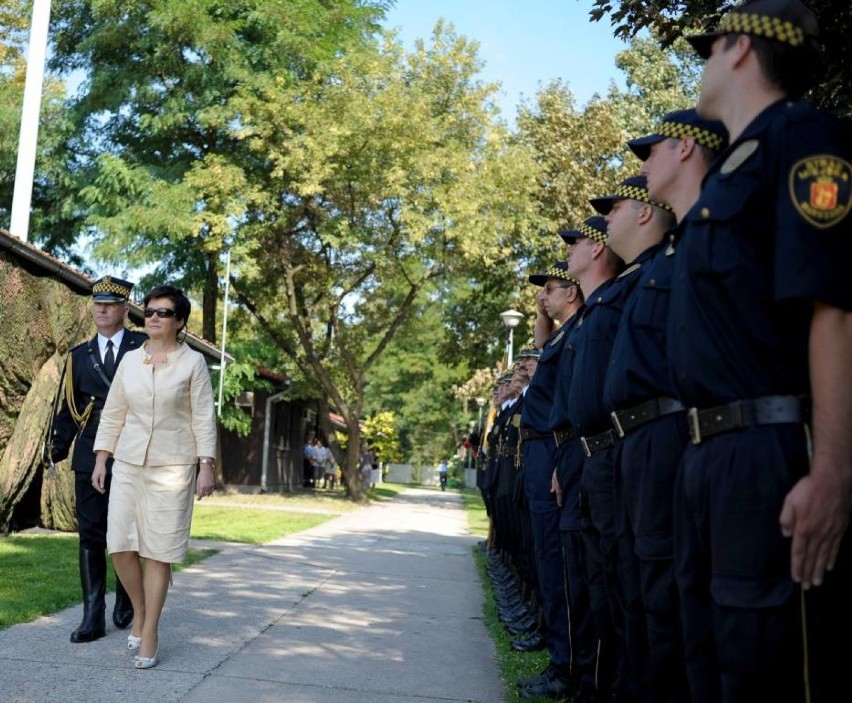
[[70, 547, 106, 643], [511, 632, 546, 652], [519, 674, 575, 700], [112, 575, 134, 630], [506, 615, 538, 636], [517, 663, 556, 688]]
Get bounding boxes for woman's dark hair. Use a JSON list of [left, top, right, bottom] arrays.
[[143, 285, 191, 337]]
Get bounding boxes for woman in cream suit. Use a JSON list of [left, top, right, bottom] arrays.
[[92, 285, 217, 669]]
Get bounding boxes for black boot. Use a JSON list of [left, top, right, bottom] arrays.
[[112, 575, 134, 630], [70, 547, 106, 643]]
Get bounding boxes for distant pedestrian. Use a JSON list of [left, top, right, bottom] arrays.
[[438, 460, 448, 491]]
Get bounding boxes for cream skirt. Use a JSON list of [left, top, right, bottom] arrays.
[[107, 459, 196, 563]]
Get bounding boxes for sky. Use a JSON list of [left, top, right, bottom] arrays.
[[382, 0, 630, 123]]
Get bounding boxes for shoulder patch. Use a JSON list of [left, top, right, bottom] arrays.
[[788, 155, 852, 229], [720, 139, 759, 175]]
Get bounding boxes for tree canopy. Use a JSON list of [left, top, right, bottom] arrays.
[[588, 0, 852, 115]]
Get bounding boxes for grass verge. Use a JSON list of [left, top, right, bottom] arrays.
[[190, 506, 332, 544], [0, 533, 217, 630], [472, 545, 553, 703], [1, 499, 344, 630], [461, 490, 552, 703]]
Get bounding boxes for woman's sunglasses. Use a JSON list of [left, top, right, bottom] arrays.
[[144, 307, 177, 319]]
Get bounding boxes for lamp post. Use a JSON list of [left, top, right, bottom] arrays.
[[499, 309, 525, 367], [467, 419, 476, 469], [475, 396, 486, 434]]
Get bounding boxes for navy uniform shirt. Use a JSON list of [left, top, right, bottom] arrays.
[[604, 241, 677, 410], [547, 312, 583, 431], [567, 266, 644, 436], [521, 322, 570, 432], [668, 100, 852, 407]]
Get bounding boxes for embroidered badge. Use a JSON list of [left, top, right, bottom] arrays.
[[788, 155, 852, 228], [720, 139, 759, 175]]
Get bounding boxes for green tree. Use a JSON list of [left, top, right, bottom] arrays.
[[587, 0, 852, 115], [228, 25, 541, 497], [47, 0, 387, 340]]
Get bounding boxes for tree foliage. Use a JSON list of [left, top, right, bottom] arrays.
[[587, 0, 852, 115], [47, 0, 388, 340]]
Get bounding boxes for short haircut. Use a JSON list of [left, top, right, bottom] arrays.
[[724, 33, 819, 100]]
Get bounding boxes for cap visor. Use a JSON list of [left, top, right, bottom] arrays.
[[589, 196, 615, 215], [558, 229, 581, 244], [686, 33, 718, 60], [627, 134, 662, 161], [92, 294, 125, 303], [527, 273, 547, 286]]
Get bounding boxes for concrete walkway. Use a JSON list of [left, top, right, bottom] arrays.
[[0, 488, 504, 703]]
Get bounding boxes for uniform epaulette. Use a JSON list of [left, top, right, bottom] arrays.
[[617, 262, 642, 279]]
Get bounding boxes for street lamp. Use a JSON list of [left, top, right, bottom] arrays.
[[475, 396, 486, 433], [499, 309, 525, 367]]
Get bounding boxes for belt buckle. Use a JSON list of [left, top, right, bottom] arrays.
[[610, 411, 625, 438], [687, 407, 702, 445], [580, 436, 591, 458]]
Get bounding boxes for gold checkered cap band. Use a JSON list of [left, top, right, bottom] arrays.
[[92, 281, 131, 297], [719, 11, 805, 46], [541, 265, 580, 286], [658, 120, 725, 152], [614, 184, 673, 212], [578, 222, 607, 244]]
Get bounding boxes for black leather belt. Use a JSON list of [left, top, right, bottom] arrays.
[[580, 429, 615, 458], [687, 395, 807, 445], [553, 426, 576, 447], [520, 428, 551, 441], [611, 397, 684, 437], [499, 445, 518, 458]]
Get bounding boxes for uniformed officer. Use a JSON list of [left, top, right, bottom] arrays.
[[50, 276, 147, 643], [604, 117, 726, 703], [671, 2, 851, 701], [516, 261, 583, 700], [563, 179, 666, 701]]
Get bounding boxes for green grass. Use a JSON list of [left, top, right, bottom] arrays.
[[0, 501, 343, 630], [0, 533, 217, 630], [472, 546, 552, 703], [369, 483, 403, 500], [190, 506, 332, 544], [461, 492, 552, 701], [460, 487, 489, 537]]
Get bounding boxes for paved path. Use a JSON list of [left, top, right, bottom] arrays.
[[0, 489, 504, 703]]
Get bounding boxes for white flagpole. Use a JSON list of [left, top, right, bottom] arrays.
[[10, 0, 52, 242], [216, 249, 232, 416]]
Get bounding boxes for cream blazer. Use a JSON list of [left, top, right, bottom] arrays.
[[94, 343, 217, 466]]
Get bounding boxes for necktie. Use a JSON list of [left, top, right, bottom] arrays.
[[104, 339, 115, 379]]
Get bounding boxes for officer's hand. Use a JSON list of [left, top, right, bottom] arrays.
[[550, 469, 562, 508], [91, 463, 107, 495], [780, 470, 852, 589]]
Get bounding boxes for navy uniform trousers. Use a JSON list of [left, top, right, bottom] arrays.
[[675, 424, 810, 703], [617, 413, 689, 703], [522, 436, 571, 669]]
